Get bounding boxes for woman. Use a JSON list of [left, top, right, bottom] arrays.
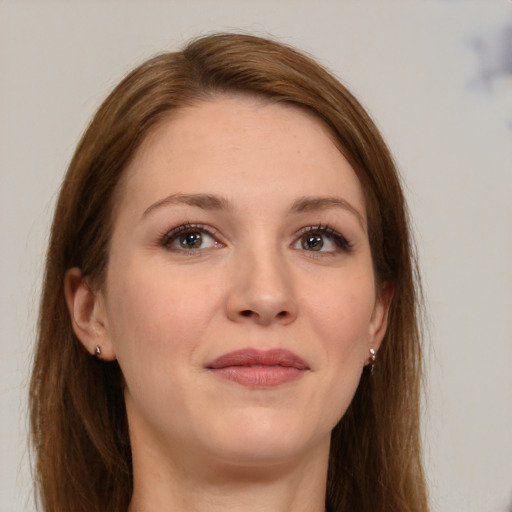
[[29, 33, 428, 512]]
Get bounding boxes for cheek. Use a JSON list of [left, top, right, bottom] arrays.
[[305, 271, 376, 353], [300, 271, 375, 421], [104, 258, 223, 378]]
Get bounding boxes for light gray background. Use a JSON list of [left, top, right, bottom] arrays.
[[1, 1, 511, 511]]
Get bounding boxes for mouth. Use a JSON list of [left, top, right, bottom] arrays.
[[205, 348, 310, 388]]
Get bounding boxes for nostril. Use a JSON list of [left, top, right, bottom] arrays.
[[277, 311, 288, 318], [241, 310, 252, 317]]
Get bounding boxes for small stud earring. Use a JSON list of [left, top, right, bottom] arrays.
[[369, 348, 376, 374], [94, 346, 101, 358]]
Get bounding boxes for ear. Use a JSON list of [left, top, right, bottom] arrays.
[[368, 281, 394, 354], [64, 267, 116, 360]]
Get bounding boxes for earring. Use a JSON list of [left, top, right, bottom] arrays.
[[94, 346, 101, 358], [369, 348, 376, 374]]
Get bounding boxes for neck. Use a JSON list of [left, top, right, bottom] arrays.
[[127, 437, 330, 512]]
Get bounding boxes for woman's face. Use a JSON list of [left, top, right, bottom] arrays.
[[90, 96, 390, 470]]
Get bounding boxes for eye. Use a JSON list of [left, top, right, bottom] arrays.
[[161, 224, 222, 253], [293, 226, 351, 253]]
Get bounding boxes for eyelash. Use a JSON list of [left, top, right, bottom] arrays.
[[159, 223, 352, 255], [296, 225, 352, 254], [160, 223, 219, 254]]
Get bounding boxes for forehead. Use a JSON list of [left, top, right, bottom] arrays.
[[115, 96, 366, 219]]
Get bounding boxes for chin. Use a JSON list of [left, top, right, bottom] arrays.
[[201, 410, 332, 469]]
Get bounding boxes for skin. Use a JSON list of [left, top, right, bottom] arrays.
[[66, 96, 391, 512]]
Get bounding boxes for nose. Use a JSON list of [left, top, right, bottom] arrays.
[[226, 249, 298, 326]]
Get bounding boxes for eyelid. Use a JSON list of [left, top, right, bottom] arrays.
[[160, 223, 223, 251], [293, 224, 352, 253], [157, 222, 351, 255]]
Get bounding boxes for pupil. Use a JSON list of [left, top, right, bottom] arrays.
[[180, 232, 202, 248], [303, 234, 323, 251]]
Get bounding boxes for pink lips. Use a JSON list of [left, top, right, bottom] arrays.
[[206, 349, 309, 388]]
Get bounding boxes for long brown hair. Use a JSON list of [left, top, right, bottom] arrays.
[[30, 33, 428, 512]]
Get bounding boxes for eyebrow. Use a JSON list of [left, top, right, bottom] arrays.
[[290, 196, 366, 231], [141, 192, 365, 230], [141, 193, 232, 219]]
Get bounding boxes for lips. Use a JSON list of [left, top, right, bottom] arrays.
[[206, 349, 309, 387]]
